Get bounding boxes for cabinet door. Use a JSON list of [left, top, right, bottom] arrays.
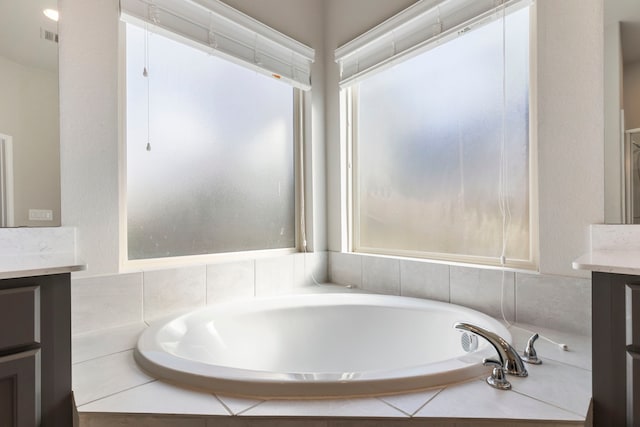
[[0, 349, 40, 427], [0, 286, 40, 352]]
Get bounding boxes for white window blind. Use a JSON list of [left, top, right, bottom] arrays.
[[335, 0, 532, 88], [120, 0, 315, 90]]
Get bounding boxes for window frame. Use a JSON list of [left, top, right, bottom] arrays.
[[344, 4, 539, 271], [118, 21, 306, 271]]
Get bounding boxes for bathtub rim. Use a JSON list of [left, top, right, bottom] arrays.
[[135, 292, 510, 399]]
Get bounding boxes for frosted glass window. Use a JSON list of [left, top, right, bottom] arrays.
[[354, 7, 530, 263], [125, 24, 295, 260]]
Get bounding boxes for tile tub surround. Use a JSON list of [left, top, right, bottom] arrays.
[[73, 315, 591, 426], [329, 252, 592, 336], [71, 252, 328, 334], [70, 251, 591, 425], [71, 251, 590, 348]]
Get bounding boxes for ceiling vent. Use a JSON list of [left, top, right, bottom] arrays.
[[40, 28, 59, 43]]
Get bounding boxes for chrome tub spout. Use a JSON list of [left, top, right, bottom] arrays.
[[454, 321, 528, 377]]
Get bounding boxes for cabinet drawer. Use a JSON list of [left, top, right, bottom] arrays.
[[0, 287, 40, 352]]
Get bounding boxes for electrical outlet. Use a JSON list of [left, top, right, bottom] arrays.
[[29, 209, 53, 221]]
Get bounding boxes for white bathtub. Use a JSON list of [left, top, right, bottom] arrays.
[[134, 293, 510, 398]]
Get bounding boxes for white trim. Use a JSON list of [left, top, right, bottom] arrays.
[[345, 1, 537, 271], [121, 247, 297, 272], [335, 0, 532, 88], [119, 20, 305, 269], [0, 134, 14, 228], [120, 0, 314, 90]]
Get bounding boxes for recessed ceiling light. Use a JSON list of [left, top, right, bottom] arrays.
[[43, 9, 59, 22]]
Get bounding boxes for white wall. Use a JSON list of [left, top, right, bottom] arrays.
[[624, 60, 640, 130], [0, 56, 60, 227], [59, 0, 120, 275], [535, 0, 603, 277], [59, 0, 327, 276], [604, 22, 623, 223], [324, 0, 604, 278]]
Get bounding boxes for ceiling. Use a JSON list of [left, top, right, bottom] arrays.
[[606, 0, 640, 64], [0, 0, 58, 72]]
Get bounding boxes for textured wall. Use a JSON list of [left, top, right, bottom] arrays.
[[59, 0, 121, 275], [535, 0, 604, 276]]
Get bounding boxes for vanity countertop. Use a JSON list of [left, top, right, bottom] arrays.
[[573, 249, 640, 275], [0, 252, 85, 279], [572, 225, 640, 275]]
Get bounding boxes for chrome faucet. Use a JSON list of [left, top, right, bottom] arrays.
[[453, 322, 528, 377]]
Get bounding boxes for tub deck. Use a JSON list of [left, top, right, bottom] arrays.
[[72, 312, 591, 426]]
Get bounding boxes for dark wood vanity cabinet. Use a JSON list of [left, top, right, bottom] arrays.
[[0, 274, 71, 427], [592, 272, 640, 427]]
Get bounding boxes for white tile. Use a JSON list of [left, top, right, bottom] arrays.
[[450, 266, 515, 321], [294, 251, 328, 288], [515, 273, 591, 336], [72, 350, 154, 406], [328, 252, 362, 287], [78, 380, 229, 416], [509, 322, 591, 370], [415, 379, 582, 421], [241, 397, 408, 418], [361, 256, 400, 295], [72, 322, 147, 364], [255, 256, 294, 296], [400, 260, 449, 302], [214, 394, 263, 415], [206, 260, 254, 304], [509, 358, 592, 417], [377, 388, 442, 416], [72, 273, 143, 335], [143, 266, 206, 321]]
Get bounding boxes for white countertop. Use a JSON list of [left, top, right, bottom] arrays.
[[573, 249, 640, 275], [0, 252, 85, 279]]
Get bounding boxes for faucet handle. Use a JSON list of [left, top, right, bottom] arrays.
[[483, 358, 512, 390], [522, 333, 542, 365]]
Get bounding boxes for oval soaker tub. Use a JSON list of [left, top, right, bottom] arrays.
[[135, 293, 509, 398]]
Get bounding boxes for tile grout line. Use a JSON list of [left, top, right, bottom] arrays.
[[253, 259, 257, 297], [375, 396, 413, 417], [141, 270, 147, 324], [72, 347, 138, 366], [398, 259, 403, 296], [447, 265, 451, 303], [205, 263, 209, 305], [513, 272, 517, 323], [509, 388, 588, 420], [232, 399, 267, 416], [212, 394, 235, 416], [410, 386, 446, 417], [76, 379, 157, 409]]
